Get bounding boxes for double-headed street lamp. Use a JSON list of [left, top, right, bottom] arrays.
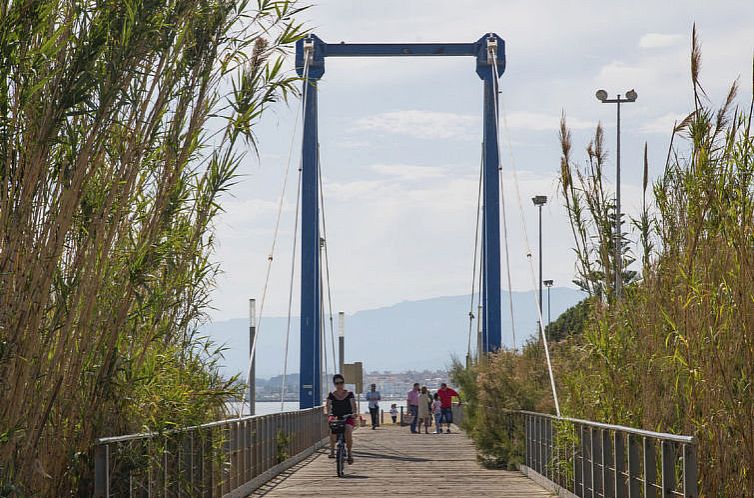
[[532, 195, 547, 319], [595, 89, 637, 299]]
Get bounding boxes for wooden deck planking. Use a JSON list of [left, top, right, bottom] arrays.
[[250, 423, 554, 497]]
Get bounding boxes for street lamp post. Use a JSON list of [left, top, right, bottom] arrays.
[[595, 89, 637, 299], [543, 280, 553, 327], [532, 195, 547, 320], [338, 311, 345, 374]]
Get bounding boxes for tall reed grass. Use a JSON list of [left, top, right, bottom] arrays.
[[456, 28, 754, 496], [0, 0, 305, 494], [559, 29, 754, 495]]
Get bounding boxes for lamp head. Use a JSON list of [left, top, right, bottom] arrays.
[[625, 89, 638, 101], [543, 279, 554, 287], [532, 195, 548, 206], [595, 89, 608, 102]]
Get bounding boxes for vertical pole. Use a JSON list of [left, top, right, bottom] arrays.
[[643, 437, 657, 498], [538, 205, 543, 319], [94, 444, 108, 498], [476, 304, 483, 361], [481, 69, 502, 351], [615, 99, 622, 299], [614, 432, 627, 498], [547, 285, 551, 327], [683, 443, 698, 498], [299, 61, 321, 409], [249, 299, 256, 416], [338, 311, 345, 374], [481, 214, 488, 351], [319, 249, 327, 404]]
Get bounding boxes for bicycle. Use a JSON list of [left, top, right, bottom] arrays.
[[328, 414, 354, 477]]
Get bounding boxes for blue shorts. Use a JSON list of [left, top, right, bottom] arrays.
[[441, 407, 453, 424]]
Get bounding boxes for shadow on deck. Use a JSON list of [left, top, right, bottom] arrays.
[[250, 424, 554, 497]]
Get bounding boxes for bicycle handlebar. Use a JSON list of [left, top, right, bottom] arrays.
[[327, 413, 355, 419]]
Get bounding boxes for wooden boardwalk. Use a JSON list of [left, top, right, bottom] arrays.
[[250, 423, 554, 497]]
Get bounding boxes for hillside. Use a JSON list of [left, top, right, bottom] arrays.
[[202, 287, 583, 379]]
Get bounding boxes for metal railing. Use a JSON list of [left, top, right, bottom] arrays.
[[94, 407, 328, 497], [520, 411, 698, 498]]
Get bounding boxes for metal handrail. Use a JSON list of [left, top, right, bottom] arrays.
[[93, 406, 329, 497], [518, 411, 698, 498], [517, 410, 696, 445], [96, 414, 265, 445]]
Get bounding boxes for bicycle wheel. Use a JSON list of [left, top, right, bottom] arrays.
[[336, 443, 345, 477]]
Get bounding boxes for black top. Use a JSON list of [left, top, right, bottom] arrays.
[[328, 391, 354, 417]]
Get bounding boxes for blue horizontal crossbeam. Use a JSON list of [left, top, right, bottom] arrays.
[[324, 43, 477, 57]]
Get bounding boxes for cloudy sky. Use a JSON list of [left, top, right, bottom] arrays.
[[208, 0, 754, 321]]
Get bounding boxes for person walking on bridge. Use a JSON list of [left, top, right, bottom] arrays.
[[365, 383, 381, 430], [406, 383, 420, 434], [431, 393, 443, 433], [437, 383, 461, 434], [418, 386, 432, 434]]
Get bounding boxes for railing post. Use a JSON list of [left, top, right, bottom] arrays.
[[574, 423, 583, 496], [627, 433, 640, 497], [581, 427, 594, 498], [547, 418, 553, 481], [537, 415, 542, 474], [94, 443, 108, 498], [603, 429, 614, 497], [661, 441, 676, 497], [591, 427, 602, 498], [683, 443, 698, 498], [230, 422, 238, 490], [572, 424, 584, 496], [246, 419, 252, 483], [643, 437, 657, 498], [163, 435, 169, 497], [253, 417, 260, 478], [182, 432, 193, 497], [614, 431, 627, 498], [258, 417, 265, 476]]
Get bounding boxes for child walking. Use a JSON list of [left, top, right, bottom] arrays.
[[431, 393, 443, 433], [389, 403, 398, 424]]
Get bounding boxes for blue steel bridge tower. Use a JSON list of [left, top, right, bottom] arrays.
[[295, 34, 506, 409]]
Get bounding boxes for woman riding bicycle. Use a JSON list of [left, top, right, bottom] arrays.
[[326, 374, 357, 464]]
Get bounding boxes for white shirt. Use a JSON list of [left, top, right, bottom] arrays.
[[365, 390, 381, 409]]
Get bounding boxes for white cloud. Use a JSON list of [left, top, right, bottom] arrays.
[[639, 33, 685, 49], [641, 112, 688, 134], [505, 111, 594, 131], [355, 109, 595, 139], [208, 0, 754, 321], [371, 163, 447, 181], [334, 138, 371, 149], [355, 110, 478, 140]]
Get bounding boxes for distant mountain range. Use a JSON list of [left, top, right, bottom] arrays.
[[200, 287, 584, 380]]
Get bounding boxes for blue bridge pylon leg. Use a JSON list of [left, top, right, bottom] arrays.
[[298, 36, 325, 409], [479, 54, 503, 352]]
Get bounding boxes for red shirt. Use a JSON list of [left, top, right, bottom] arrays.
[[437, 387, 459, 408]]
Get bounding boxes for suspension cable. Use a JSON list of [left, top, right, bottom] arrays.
[[467, 150, 483, 360], [499, 166, 517, 350], [490, 43, 561, 417], [241, 52, 310, 417], [318, 148, 338, 375], [319, 251, 328, 401], [478, 237, 484, 358], [280, 166, 302, 412]]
